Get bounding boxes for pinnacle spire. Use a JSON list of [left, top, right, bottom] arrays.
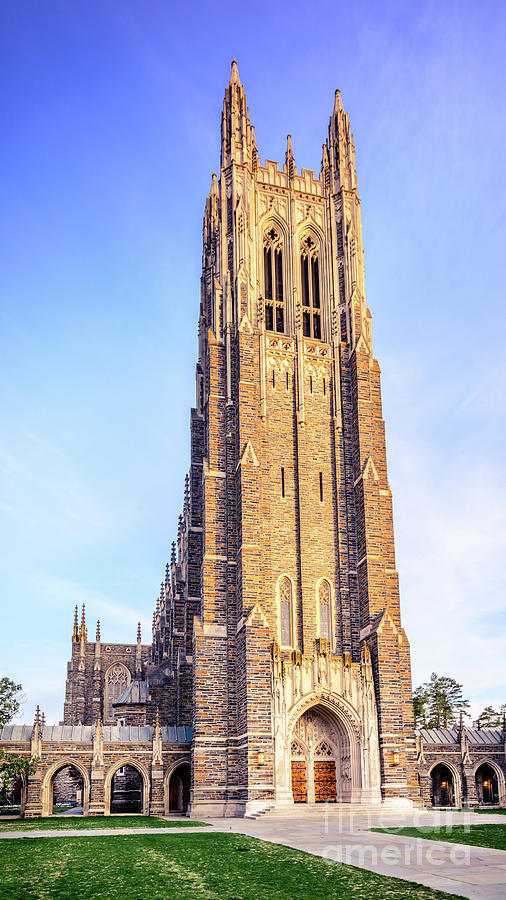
[[333, 88, 343, 115], [137, 621, 142, 642], [72, 605, 79, 642], [79, 603, 87, 642], [285, 134, 295, 182], [221, 59, 251, 167], [96, 620, 100, 642], [230, 58, 240, 85]]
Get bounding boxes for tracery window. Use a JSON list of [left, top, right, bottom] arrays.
[[300, 236, 321, 339], [104, 663, 131, 724], [318, 580, 331, 642], [279, 576, 294, 646], [264, 228, 284, 333]]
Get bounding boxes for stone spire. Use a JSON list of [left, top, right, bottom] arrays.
[[152, 707, 163, 764], [171, 541, 176, 565], [79, 603, 87, 642], [72, 605, 79, 642], [221, 59, 251, 167], [31, 706, 42, 759], [95, 620, 100, 642], [327, 88, 357, 191], [285, 134, 295, 183]]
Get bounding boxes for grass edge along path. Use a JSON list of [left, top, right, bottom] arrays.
[[372, 824, 506, 851], [0, 832, 463, 900], [0, 814, 208, 832]]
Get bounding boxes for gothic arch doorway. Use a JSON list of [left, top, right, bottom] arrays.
[[431, 763, 456, 807], [41, 760, 90, 816], [104, 759, 149, 815], [475, 763, 499, 805], [166, 763, 191, 815], [289, 703, 355, 803]]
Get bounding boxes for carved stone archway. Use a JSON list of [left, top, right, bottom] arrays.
[[287, 696, 362, 803], [473, 759, 505, 806], [41, 759, 90, 817], [104, 758, 150, 816]]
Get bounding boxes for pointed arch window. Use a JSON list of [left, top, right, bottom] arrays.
[[318, 580, 331, 642], [301, 236, 321, 339], [104, 663, 131, 724], [264, 228, 284, 333], [279, 576, 294, 646]]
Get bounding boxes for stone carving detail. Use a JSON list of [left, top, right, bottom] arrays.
[[291, 741, 305, 757], [314, 741, 333, 757]]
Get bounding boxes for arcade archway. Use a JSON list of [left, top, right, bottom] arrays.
[[166, 762, 191, 814], [475, 763, 499, 805], [431, 763, 458, 807]]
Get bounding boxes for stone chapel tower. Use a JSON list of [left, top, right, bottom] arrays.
[[187, 62, 418, 816]]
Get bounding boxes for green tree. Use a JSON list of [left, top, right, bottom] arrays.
[[473, 705, 504, 729], [413, 684, 429, 727], [413, 673, 470, 729], [0, 750, 38, 803], [0, 677, 24, 727], [0, 677, 35, 809]]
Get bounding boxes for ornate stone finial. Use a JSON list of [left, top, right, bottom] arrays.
[[34, 705, 41, 726], [156, 597, 160, 613], [41, 711, 45, 727], [165, 562, 170, 583], [230, 58, 240, 85], [93, 713, 104, 767], [250, 125, 258, 171], [210, 171, 219, 197], [79, 603, 87, 641], [160, 582, 165, 604], [72, 605, 79, 642], [285, 134, 295, 182], [171, 542, 176, 565], [333, 88, 343, 115], [96, 620, 100, 642], [137, 621, 141, 643], [152, 706, 163, 765]]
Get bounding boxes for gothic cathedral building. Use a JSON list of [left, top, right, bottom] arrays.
[[47, 62, 421, 816]]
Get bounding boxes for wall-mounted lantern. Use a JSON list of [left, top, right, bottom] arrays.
[[257, 751, 265, 765], [392, 751, 400, 766]]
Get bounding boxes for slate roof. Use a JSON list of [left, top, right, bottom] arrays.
[[114, 680, 149, 706], [417, 726, 502, 746], [0, 724, 192, 744]]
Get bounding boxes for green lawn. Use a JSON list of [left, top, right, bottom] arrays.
[[372, 824, 506, 851], [0, 815, 207, 832], [0, 833, 462, 899], [475, 808, 506, 815]]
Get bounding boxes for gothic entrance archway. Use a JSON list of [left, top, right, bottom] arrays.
[[110, 765, 143, 813], [475, 763, 499, 805], [290, 704, 354, 803], [431, 764, 455, 807], [166, 763, 191, 814], [41, 760, 90, 816]]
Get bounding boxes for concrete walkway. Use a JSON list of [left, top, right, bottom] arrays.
[[0, 809, 505, 899], [212, 808, 506, 900]]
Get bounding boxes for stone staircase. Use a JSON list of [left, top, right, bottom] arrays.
[[246, 802, 410, 820]]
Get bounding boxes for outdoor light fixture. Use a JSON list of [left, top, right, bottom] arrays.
[[392, 751, 400, 765], [257, 751, 265, 764]]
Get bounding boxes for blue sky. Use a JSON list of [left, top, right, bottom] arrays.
[[1, 0, 505, 724]]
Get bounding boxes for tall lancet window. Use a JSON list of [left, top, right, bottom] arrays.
[[264, 228, 284, 333], [279, 576, 294, 646], [300, 236, 321, 339], [318, 580, 331, 642]]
